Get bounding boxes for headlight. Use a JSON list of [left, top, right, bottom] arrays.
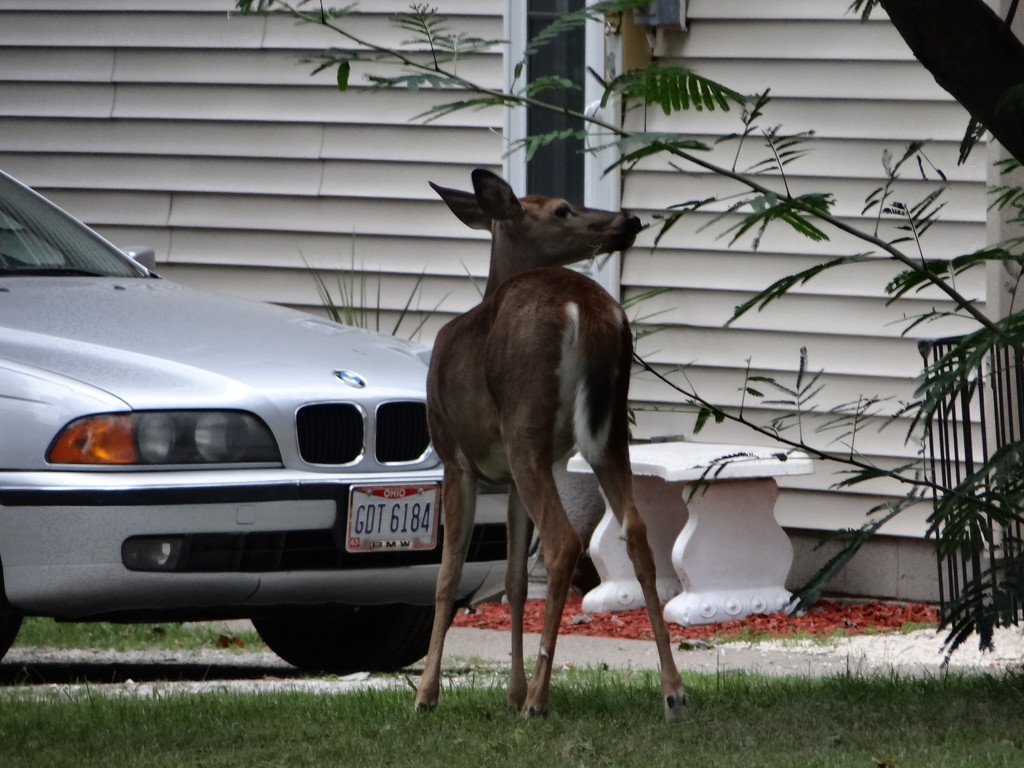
[[47, 410, 281, 466], [136, 412, 176, 464], [194, 412, 247, 463]]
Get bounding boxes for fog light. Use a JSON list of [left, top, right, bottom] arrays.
[[122, 537, 183, 571]]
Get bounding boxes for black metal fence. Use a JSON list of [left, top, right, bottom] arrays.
[[920, 336, 1024, 622]]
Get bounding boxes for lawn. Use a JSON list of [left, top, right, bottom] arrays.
[[2, 661, 1024, 766], [3, 618, 1023, 767], [11, 617, 262, 653]]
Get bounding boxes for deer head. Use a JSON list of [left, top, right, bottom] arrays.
[[430, 169, 642, 294]]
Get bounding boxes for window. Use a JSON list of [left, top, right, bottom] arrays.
[[526, 0, 585, 202]]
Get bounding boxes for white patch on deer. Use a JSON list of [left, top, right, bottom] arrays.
[[554, 302, 581, 456], [556, 302, 611, 465]]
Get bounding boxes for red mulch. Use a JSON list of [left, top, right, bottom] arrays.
[[451, 595, 939, 642]]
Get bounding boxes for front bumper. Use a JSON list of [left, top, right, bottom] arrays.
[[0, 468, 507, 620]]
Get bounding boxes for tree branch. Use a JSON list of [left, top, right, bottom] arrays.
[[878, 0, 1024, 164]]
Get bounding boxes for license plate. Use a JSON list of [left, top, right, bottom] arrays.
[[346, 483, 440, 553]]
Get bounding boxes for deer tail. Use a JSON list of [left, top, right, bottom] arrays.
[[569, 302, 627, 467]]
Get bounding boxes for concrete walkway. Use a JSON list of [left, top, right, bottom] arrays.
[[441, 625, 1024, 678]]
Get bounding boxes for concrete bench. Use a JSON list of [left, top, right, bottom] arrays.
[[566, 441, 813, 626]]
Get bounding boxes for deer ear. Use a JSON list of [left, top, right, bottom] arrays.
[[429, 181, 493, 231], [471, 169, 523, 221]]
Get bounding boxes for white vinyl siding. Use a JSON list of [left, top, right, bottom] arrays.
[[0, 0, 505, 340], [620, 2, 987, 538]]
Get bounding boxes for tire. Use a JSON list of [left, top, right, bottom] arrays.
[[253, 603, 437, 674], [0, 609, 22, 662]]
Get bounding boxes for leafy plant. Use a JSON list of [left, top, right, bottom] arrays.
[[308, 259, 440, 340], [300, 240, 445, 340]]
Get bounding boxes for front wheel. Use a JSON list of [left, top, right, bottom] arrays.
[[253, 604, 436, 674], [0, 609, 23, 662]]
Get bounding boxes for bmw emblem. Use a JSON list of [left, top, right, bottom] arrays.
[[334, 369, 366, 388]]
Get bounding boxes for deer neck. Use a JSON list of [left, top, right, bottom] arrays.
[[483, 225, 558, 298]]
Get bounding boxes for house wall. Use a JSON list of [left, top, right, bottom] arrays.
[[0, 0, 506, 344], [615, 2, 988, 600], [0, 1, 987, 601]]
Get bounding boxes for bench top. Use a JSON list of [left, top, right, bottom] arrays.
[[567, 441, 814, 483]]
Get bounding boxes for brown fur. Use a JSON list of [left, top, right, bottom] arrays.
[[414, 170, 685, 721]]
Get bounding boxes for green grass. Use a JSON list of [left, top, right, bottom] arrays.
[[12, 618, 263, 653], [2, 668, 1024, 767], [4, 619, 1021, 766]]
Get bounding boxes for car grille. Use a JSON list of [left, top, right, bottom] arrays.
[[296, 401, 431, 465], [376, 401, 430, 463], [296, 404, 363, 464]]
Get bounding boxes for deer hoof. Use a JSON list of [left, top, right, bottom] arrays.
[[664, 690, 688, 722], [523, 703, 548, 718]]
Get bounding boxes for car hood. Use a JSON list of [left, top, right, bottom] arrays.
[[0, 277, 430, 410]]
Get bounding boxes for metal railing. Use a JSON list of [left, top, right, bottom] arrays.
[[921, 335, 1024, 626], [920, 336, 1024, 623]]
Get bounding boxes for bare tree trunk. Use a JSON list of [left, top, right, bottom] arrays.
[[878, 0, 1024, 163]]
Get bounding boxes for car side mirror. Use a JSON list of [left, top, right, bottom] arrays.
[[125, 246, 157, 273]]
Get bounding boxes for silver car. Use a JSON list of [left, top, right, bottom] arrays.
[[0, 169, 506, 672]]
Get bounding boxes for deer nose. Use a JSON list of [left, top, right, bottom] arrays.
[[624, 214, 643, 233]]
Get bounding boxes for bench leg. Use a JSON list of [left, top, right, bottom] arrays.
[[581, 476, 684, 612], [663, 478, 793, 626]]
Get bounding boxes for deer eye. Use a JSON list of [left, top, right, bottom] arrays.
[[554, 204, 572, 218]]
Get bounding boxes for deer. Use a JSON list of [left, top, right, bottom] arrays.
[[414, 168, 686, 722]]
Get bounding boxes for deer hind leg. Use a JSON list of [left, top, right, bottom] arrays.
[[414, 463, 478, 711], [507, 454, 582, 717], [504, 486, 533, 710], [592, 458, 687, 722]]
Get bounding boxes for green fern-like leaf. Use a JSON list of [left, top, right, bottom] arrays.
[[613, 134, 710, 166], [885, 247, 1018, 301], [990, 184, 1024, 211], [336, 60, 351, 91], [525, 75, 578, 98], [236, 0, 354, 17], [392, 5, 451, 45], [522, 1, 620, 56], [365, 73, 457, 92], [744, 127, 815, 174], [234, 0, 278, 12], [515, 128, 584, 161], [602, 64, 745, 115], [718, 192, 833, 251], [649, 196, 717, 248], [729, 254, 869, 324], [847, 0, 881, 22], [693, 405, 727, 434], [410, 95, 514, 123]]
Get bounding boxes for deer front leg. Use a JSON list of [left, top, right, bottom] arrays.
[[504, 486, 533, 711], [415, 464, 478, 711]]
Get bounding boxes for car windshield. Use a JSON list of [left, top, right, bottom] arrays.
[[0, 173, 144, 278]]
